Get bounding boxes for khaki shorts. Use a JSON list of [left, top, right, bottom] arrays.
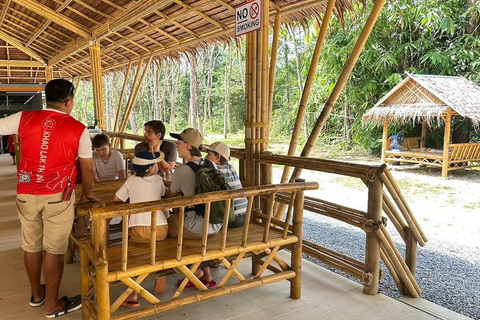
[[16, 192, 75, 255], [130, 224, 168, 243]]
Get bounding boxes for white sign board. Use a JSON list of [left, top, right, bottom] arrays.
[[235, 0, 262, 37]]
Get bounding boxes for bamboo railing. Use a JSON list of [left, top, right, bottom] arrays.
[[73, 181, 317, 320], [97, 132, 426, 297], [255, 152, 427, 297]]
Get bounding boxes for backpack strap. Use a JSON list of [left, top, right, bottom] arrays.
[[186, 159, 214, 173]]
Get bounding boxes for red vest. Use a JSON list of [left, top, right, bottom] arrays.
[[17, 110, 86, 195]]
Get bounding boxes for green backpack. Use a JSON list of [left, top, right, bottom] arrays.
[[186, 159, 235, 224]]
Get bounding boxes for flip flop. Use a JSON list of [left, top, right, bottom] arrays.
[[202, 280, 217, 289], [45, 295, 82, 318], [121, 300, 140, 308], [176, 279, 198, 289], [29, 284, 46, 307]]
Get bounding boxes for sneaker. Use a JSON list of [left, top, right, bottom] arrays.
[[45, 295, 82, 318]]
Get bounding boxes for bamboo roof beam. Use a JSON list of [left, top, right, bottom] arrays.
[[25, 0, 74, 47], [49, 0, 175, 65], [60, 5, 99, 26], [289, 0, 386, 182], [279, 0, 336, 187], [214, 0, 236, 12], [101, 0, 126, 12], [169, 0, 225, 30], [0, 0, 11, 27], [0, 29, 45, 63], [75, 0, 113, 20], [0, 60, 45, 67], [154, 10, 199, 38], [11, 0, 92, 39]]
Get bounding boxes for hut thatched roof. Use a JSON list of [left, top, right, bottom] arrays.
[[0, 0, 360, 84], [362, 74, 480, 127]]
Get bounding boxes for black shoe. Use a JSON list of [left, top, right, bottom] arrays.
[[45, 295, 82, 318]]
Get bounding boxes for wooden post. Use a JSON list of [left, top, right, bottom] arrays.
[[113, 60, 133, 147], [442, 111, 452, 178], [89, 41, 106, 130], [381, 120, 389, 163], [364, 173, 382, 295], [289, 0, 386, 182], [291, 178, 305, 299], [421, 118, 427, 148]]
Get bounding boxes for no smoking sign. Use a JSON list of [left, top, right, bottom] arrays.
[[235, 0, 262, 37]]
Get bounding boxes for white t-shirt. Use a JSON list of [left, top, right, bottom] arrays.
[[113, 175, 167, 227]]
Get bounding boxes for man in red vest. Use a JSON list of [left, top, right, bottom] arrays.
[[0, 79, 99, 318]]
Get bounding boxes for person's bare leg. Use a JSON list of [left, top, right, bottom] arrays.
[[42, 252, 66, 315], [24, 251, 45, 302], [201, 267, 213, 282]]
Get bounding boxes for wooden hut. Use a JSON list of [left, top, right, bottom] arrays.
[[363, 74, 480, 177], [0, 1, 434, 319]]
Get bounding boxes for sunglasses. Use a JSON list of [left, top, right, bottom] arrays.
[[64, 84, 75, 104]]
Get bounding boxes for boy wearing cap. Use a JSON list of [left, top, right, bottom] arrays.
[[202, 142, 247, 228], [164, 128, 221, 289]]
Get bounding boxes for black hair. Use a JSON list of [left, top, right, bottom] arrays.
[[210, 150, 228, 164], [144, 120, 166, 139], [45, 79, 75, 103], [92, 133, 110, 148]]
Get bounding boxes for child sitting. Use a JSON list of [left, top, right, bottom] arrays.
[[92, 133, 126, 181]]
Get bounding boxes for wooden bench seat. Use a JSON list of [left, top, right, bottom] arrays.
[[73, 181, 317, 320]]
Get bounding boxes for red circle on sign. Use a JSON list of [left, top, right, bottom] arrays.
[[250, 3, 259, 19]]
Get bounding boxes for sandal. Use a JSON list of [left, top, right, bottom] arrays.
[[121, 300, 140, 308], [45, 295, 82, 318], [29, 284, 46, 307]]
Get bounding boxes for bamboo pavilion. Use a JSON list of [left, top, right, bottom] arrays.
[[363, 74, 480, 177], [0, 1, 461, 319]]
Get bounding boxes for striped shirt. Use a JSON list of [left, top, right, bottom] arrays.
[[216, 163, 247, 217]]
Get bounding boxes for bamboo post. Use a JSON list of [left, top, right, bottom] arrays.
[[421, 118, 427, 148], [289, 0, 386, 182], [290, 178, 305, 299], [381, 120, 389, 163], [279, 0, 336, 185], [79, 243, 90, 320], [89, 41, 106, 130], [118, 56, 145, 134], [267, 13, 281, 127], [45, 65, 53, 82], [92, 217, 110, 320], [150, 210, 157, 265], [442, 111, 452, 178], [245, 31, 254, 187], [363, 175, 382, 295], [261, 151, 273, 214], [403, 226, 418, 296], [113, 60, 133, 147]]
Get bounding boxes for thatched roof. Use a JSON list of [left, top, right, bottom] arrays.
[[362, 74, 480, 127], [0, 0, 361, 84]]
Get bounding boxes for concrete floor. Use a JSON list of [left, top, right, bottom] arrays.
[[0, 154, 471, 320]]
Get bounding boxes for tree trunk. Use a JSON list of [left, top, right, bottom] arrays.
[[204, 47, 216, 131], [169, 63, 180, 132], [236, 38, 245, 95], [467, 0, 479, 35], [188, 54, 199, 129], [224, 47, 232, 138]]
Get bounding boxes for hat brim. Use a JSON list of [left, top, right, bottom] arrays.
[[199, 145, 213, 153], [169, 132, 182, 140]]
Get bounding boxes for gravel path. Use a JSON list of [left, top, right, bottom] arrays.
[[292, 161, 480, 319]]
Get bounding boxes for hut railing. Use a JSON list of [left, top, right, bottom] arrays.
[[254, 152, 427, 297]]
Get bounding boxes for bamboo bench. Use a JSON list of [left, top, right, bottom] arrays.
[[72, 181, 318, 320], [384, 142, 480, 177]]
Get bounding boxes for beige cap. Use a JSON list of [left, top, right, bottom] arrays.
[[201, 141, 230, 161], [170, 128, 203, 148]]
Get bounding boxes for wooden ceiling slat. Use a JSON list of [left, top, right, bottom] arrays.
[[11, 0, 92, 39], [25, 0, 74, 47], [0, 0, 12, 27], [154, 10, 198, 39], [169, 0, 225, 30], [101, 0, 126, 12], [66, 5, 103, 26], [0, 29, 45, 63]]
